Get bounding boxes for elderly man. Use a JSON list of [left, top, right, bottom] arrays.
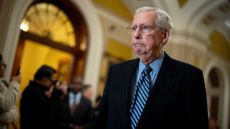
[[89, 6, 209, 129]]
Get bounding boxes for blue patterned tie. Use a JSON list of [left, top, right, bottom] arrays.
[[130, 66, 152, 129]]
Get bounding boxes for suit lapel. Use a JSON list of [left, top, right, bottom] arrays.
[[121, 59, 139, 107], [118, 59, 139, 128], [137, 53, 177, 128]]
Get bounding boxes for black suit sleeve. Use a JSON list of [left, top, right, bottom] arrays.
[[186, 69, 209, 129]]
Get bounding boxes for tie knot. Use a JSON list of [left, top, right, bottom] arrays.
[[144, 66, 152, 74]]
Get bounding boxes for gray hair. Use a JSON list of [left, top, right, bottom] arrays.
[[135, 6, 173, 30]]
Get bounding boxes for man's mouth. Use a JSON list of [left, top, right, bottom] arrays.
[[133, 43, 144, 47]]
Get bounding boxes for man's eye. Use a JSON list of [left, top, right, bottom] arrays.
[[143, 26, 151, 30], [142, 26, 151, 32]]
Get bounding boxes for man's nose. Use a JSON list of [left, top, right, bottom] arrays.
[[134, 30, 142, 39]]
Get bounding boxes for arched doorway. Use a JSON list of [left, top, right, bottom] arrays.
[[12, 0, 88, 91]]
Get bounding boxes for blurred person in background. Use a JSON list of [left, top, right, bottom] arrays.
[[0, 54, 21, 129], [20, 65, 65, 129], [82, 84, 93, 100], [209, 117, 219, 129], [57, 77, 93, 129], [90, 95, 101, 124]]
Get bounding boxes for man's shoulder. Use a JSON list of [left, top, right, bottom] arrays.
[[167, 54, 202, 73], [21, 81, 37, 96]]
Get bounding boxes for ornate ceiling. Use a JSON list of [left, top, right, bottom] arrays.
[[93, 0, 230, 61]]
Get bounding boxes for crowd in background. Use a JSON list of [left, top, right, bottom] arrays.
[[0, 54, 101, 129], [19, 64, 101, 129]]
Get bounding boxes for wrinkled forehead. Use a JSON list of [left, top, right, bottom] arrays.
[[133, 11, 157, 25]]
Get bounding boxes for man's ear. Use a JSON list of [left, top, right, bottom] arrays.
[[162, 30, 170, 45]]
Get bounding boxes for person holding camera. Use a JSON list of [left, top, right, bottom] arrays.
[[20, 65, 65, 129], [0, 54, 21, 129]]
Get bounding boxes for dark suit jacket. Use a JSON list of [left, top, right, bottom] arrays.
[[95, 53, 208, 129], [57, 92, 92, 129], [20, 81, 62, 129]]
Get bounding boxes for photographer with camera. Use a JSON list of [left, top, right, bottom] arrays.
[[0, 54, 21, 129], [20, 65, 66, 129]]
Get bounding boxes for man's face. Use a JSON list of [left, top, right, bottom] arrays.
[[131, 11, 168, 63], [0, 60, 6, 77], [43, 73, 57, 88], [71, 82, 82, 93]]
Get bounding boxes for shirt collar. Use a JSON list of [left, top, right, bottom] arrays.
[[138, 52, 165, 73]]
